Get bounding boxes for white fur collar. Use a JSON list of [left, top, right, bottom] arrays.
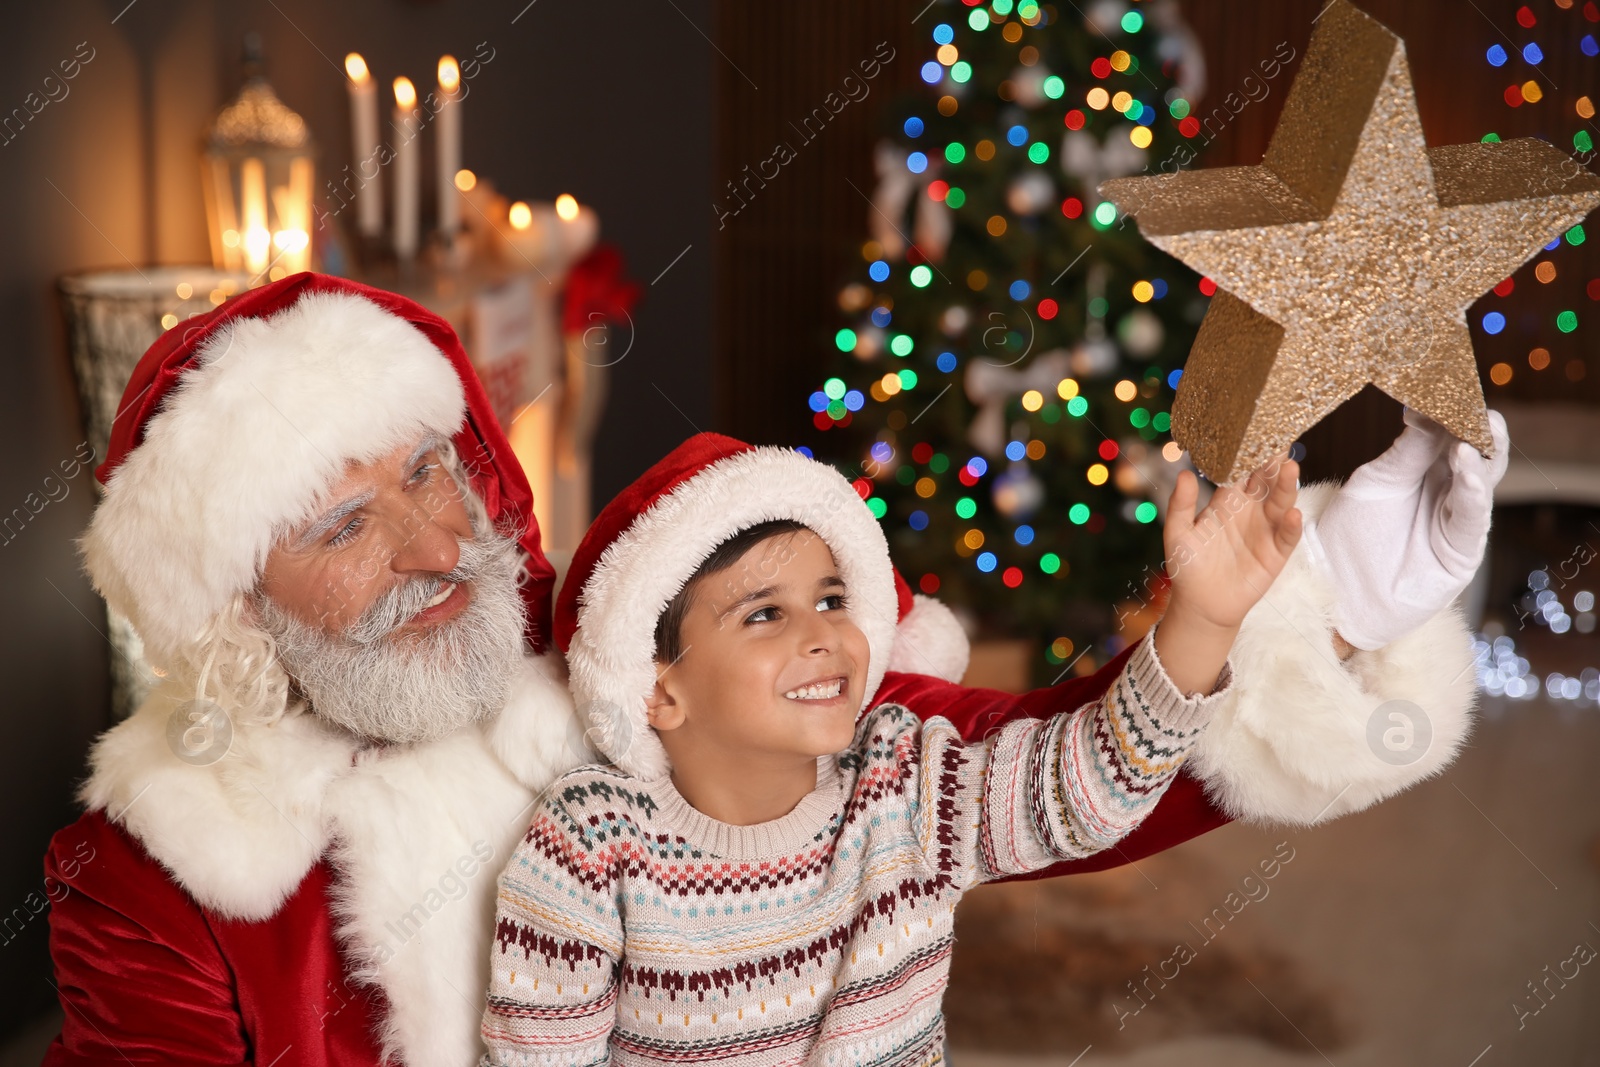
[[80, 650, 596, 1067]]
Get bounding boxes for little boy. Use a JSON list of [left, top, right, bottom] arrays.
[[481, 432, 1301, 1066]]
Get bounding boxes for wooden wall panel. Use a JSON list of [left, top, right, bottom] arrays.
[[712, 0, 927, 446]]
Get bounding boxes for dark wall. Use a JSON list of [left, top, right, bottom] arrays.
[[0, 0, 711, 1037]]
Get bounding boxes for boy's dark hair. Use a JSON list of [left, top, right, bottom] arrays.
[[653, 519, 810, 664]]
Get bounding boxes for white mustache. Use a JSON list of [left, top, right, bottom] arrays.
[[345, 534, 515, 645]]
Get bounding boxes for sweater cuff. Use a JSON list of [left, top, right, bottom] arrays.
[[1125, 624, 1233, 734]]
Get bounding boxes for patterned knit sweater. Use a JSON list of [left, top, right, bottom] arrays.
[[481, 632, 1231, 1067]]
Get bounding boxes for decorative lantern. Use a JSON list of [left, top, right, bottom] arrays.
[[59, 266, 250, 718], [202, 35, 316, 284]]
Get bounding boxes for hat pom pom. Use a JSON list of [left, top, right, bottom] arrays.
[[886, 594, 970, 683]]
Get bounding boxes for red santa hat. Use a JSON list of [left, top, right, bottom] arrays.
[[554, 432, 969, 781], [81, 272, 557, 671]]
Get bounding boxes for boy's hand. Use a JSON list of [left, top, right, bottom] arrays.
[[1165, 454, 1303, 628], [1152, 455, 1302, 696]]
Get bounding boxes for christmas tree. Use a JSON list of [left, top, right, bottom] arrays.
[[806, 0, 1214, 677]]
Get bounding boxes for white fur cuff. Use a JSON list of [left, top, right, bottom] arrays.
[[1186, 482, 1479, 826]]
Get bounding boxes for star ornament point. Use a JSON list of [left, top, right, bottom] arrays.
[[1101, 0, 1600, 484]]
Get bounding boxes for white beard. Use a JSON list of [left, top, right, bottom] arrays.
[[257, 529, 528, 744]]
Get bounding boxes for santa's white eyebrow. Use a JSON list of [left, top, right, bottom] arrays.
[[293, 439, 440, 550], [295, 491, 376, 550], [404, 436, 439, 472]]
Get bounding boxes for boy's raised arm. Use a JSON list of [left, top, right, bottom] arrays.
[[907, 456, 1303, 886], [880, 642, 1234, 877], [911, 623, 1236, 893]]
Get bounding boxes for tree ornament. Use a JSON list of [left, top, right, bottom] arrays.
[[1006, 171, 1056, 216]]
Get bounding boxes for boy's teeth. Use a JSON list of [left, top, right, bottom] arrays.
[[784, 678, 843, 700]]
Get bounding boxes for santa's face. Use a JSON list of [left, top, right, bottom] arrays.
[[253, 437, 527, 744], [260, 438, 476, 635]]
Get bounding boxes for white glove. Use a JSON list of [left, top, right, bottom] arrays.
[[1301, 407, 1510, 650]]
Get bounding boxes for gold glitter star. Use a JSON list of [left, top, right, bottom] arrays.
[[1101, 0, 1600, 484]]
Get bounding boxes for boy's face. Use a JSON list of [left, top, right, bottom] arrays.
[[649, 530, 869, 769]]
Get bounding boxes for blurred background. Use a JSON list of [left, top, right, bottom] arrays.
[[2, 0, 1598, 1062]]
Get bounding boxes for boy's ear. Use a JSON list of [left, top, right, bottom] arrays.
[[644, 674, 685, 731]]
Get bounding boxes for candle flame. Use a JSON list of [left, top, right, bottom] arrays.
[[273, 229, 310, 254], [345, 53, 370, 84], [508, 201, 533, 231], [245, 227, 272, 266], [454, 169, 477, 192], [241, 158, 269, 275], [393, 76, 417, 110], [555, 194, 580, 221], [438, 55, 460, 93]]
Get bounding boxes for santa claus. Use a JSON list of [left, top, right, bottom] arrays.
[[42, 271, 1500, 1065]]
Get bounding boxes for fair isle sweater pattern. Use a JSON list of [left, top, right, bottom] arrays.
[[481, 634, 1230, 1067]]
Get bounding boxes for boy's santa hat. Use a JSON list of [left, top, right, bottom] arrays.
[[81, 272, 557, 670], [554, 432, 969, 781]]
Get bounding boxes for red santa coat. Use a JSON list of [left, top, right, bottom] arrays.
[[44, 510, 1479, 1066], [45, 823, 385, 1065]]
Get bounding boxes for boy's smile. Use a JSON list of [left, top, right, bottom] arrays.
[[646, 527, 870, 824], [783, 675, 846, 702]]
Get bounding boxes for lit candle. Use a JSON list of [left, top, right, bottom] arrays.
[[553, 193, 598, 262], [505, 199, 542, 260], [436, 56, 462, 238], [241, 157, 270, 275], [271, 158, 313, 274], [344, 53, 382, 238], [392, 76, 420, 260]]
